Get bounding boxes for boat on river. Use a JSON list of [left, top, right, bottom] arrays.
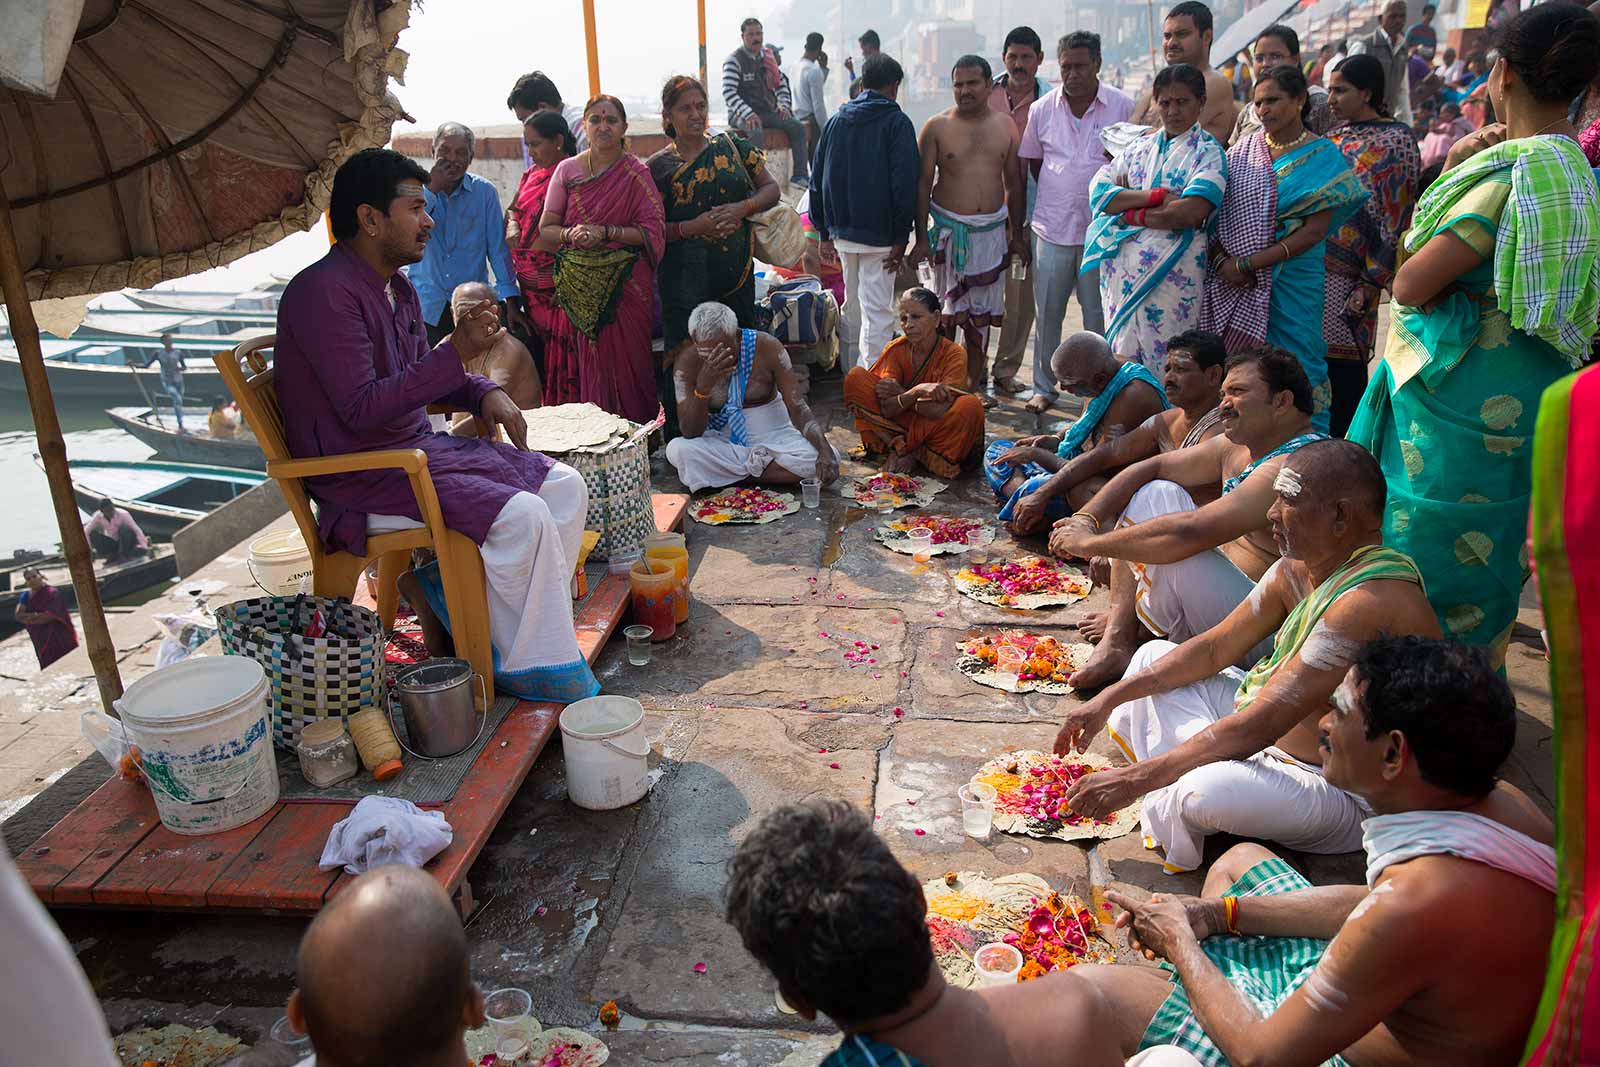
[[48, 457, 266, 541], [0, 546, 178, 632], [105, 407, 266, 470], [0, 337, 235, 399]]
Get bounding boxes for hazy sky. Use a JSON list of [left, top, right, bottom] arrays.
[[392, 0, 806, 133]]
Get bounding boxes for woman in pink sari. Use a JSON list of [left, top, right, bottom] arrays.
[[507, 110, 578, 405], [537, 95, 666, 423]]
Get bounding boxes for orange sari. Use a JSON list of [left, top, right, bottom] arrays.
[[843, 335, 985, 478]]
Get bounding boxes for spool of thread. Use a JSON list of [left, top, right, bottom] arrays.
[[347, 708, 403, 780]]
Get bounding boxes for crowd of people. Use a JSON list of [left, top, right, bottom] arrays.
[[70, 1, 1587, 1063]]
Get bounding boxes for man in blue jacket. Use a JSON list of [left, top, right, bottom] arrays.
[[810, 53, 920, 371]]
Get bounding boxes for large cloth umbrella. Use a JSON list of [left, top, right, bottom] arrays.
[[0, 0, 411, 710]]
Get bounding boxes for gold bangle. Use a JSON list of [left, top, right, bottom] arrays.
[[1072, 510, 1102, 533], [693, 388, 710, 400]]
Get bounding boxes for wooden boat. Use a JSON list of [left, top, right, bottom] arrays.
[[49, 457, 267, 541], [0, 340, 232, 399], [0, 546, 178, 631], [125, 287, 282, 315], [105, 407, 266, 470]]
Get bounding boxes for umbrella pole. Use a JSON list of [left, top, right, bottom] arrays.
[[583, 0, 601, 100], [0, 197, 125, 715]]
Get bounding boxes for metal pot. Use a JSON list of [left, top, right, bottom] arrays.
[[389, 658, 486, 759]]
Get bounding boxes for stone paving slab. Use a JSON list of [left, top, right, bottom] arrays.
[[594, 705, 880, 1027], [598, 1027, 817, 1065]]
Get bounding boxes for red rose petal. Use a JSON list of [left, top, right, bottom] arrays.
[[829, 762, 841, 769], [693, 962, 709, 974], [914, 828, 927, 836]]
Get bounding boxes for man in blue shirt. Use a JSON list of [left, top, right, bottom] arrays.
[[406, 122, 523, 345]]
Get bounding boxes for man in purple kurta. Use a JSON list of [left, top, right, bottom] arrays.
[[14, 568, 77, 671], [274, 148, 599, 702]]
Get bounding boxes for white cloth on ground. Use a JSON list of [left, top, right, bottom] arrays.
[[835, 239, 897, 371], [930, 200, 1009, 326], [1108, 639, 1370, 873], [367, 462, 592, 696], [664, 393, 838, 491], [1362, 810, 1557, 891], [1127, 1047, 1207, 1067], [319, 796, 454, 875], [1120, 478, 1270, 666], [1, 831, 120, 1067]]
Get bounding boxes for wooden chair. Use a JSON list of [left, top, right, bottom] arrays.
[[216, 335, 496, 706]]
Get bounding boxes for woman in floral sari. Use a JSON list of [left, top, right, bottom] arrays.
[[1322, 54, 1422, 436], [1084, 64, 1227, 377], [507, 110, 578, 404], [646, 75, 780, 437], [1349, 2, 1600, 666], [1203, 64, 1368, 433], [536, 95, 665, 424]]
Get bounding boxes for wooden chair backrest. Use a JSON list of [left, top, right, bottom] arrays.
[[214, 335, 327, 561]]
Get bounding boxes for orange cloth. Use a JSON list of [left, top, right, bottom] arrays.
[[843, 335, 985, 478]]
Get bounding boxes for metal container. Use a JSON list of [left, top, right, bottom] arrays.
[[389, 659, 485, 759]]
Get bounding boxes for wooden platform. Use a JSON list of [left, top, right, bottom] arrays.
[[16, 493, 687, 916]]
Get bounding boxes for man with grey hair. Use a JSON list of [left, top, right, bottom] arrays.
[[664, 302, 839, 491], [406, 121, 524, 346], [1347, 0, 1414, 124]]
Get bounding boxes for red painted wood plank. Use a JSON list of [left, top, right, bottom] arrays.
[[576, 574, 630, 663], [90, 809, 277, 908], [207, 804, 348, 912], [653, 493, 688, 532], [18, 777, 162, 905], [326, 701, 560, 905]]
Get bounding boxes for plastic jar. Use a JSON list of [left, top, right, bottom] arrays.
[[296, 719, 359, 788]]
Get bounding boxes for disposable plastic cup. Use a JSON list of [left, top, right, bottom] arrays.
[[484, 988, 540, 1048], [960, 781, 997, 839], [800, 478, 822, 508], [608, 549, 642, 576], [267, 1016, 312, 1064], [907, 527, 934, 563], [996, 644, 1027, 674], [624, 625, 654, 665], [974, 941, 1023, 985]]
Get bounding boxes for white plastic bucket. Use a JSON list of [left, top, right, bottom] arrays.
[[249, 529, 312, 596], [114, 655, 280, 835], [558, 695, 651, 810]]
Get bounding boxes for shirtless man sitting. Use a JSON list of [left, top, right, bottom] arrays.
[[1129, 2, 1239, 144], [1054, 439, 1440, 870], [664, 301, 839, 491], [444, 281, 542, 436], [907, 54, 1028, 404], [725, 798, 1203, 1067], [1082, 636, 1554, 1067], [1049, 346, 1326, 688], [986, 331, 1168, 535]]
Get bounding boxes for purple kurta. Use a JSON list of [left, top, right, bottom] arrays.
[[275, 244, 554, 556]]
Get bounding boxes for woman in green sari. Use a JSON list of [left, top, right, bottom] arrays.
[[647, 75, 781, 437], [1349, 2, 1600, 666]]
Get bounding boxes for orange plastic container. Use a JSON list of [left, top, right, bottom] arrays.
[[629, 560, 677, 640]]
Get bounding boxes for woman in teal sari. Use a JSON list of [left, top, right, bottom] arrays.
[[1202, 64, 1368, 433], [1349, 3, 1600, 666], [647, 75, 781, 437], [1084, 63, 1227, 377]]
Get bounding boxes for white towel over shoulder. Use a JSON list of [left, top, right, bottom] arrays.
[[1362, 809, 1556, 891]]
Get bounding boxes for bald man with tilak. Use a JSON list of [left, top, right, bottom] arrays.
[[987, 331, 1167, 535], [1049, 440, 1440, 874], [447, 281, 542, 435], [287, 865, 485, 1067]]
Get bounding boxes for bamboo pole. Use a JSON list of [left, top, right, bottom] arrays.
[[0, 196, 124, 715], [583, 0, 602, 100], [697, 0, 708, 89]]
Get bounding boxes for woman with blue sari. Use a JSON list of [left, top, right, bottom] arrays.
[[1084, 64, 1228, 376], [1202, 64, 1367, 433], [1350, 3, 1600, 668]]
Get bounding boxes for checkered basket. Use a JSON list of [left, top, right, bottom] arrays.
[[215, 595, 385, 750], [558, 420, 657, 560]]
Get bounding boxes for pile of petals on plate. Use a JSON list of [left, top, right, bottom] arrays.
[[970, 749, 1141, 841], [957, 631, 1092, 694], [874, 515, 996, 555], [690, 486, 799, 525], [471, 1027, 608, 1067], [850, 471, 946, 509], [921, 871, 1115, 987], [954, 556, 1092, 608]]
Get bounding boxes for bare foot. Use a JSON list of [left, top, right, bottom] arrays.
[[1078, 610, 1108, 643], [1025, 394, 1054, 415], [979, 392, 998, 409], [1069, 633, 1138, 689], [398, 571, 455, 657], [886, 452, 919, 474]]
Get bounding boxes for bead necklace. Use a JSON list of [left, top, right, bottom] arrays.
[[1266, 126, 1311, 152]]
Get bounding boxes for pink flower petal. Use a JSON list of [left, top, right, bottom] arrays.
[[819, 631, 830, 638], [829, 762, 841, 769], [799, 701, 808, 709], [724, 630, 733, 636], [818, 746, 828, 753], [892, 706, 904, 716], [693, 962, 709, 974], [870, 644, 880, 650], [935, 611, 945, 617], [906, 799, 917, 806], [914, 828, 927, 836], [535, 905, 548, 917]]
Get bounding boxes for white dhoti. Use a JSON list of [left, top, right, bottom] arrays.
[[1120, 479, 1271, 667], [664, 394, 838, 492], [930, 201, 1009, 328], [1108, 640, 1370, 873], [368, 462, 599, 703]]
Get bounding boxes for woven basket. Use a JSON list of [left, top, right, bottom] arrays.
[[215, 595, 385, 751], [559, 421, 657, 560]]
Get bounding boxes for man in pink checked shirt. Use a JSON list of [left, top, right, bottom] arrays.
[[83, 498, 150, 562], [1019, 31, 1134, 415]]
